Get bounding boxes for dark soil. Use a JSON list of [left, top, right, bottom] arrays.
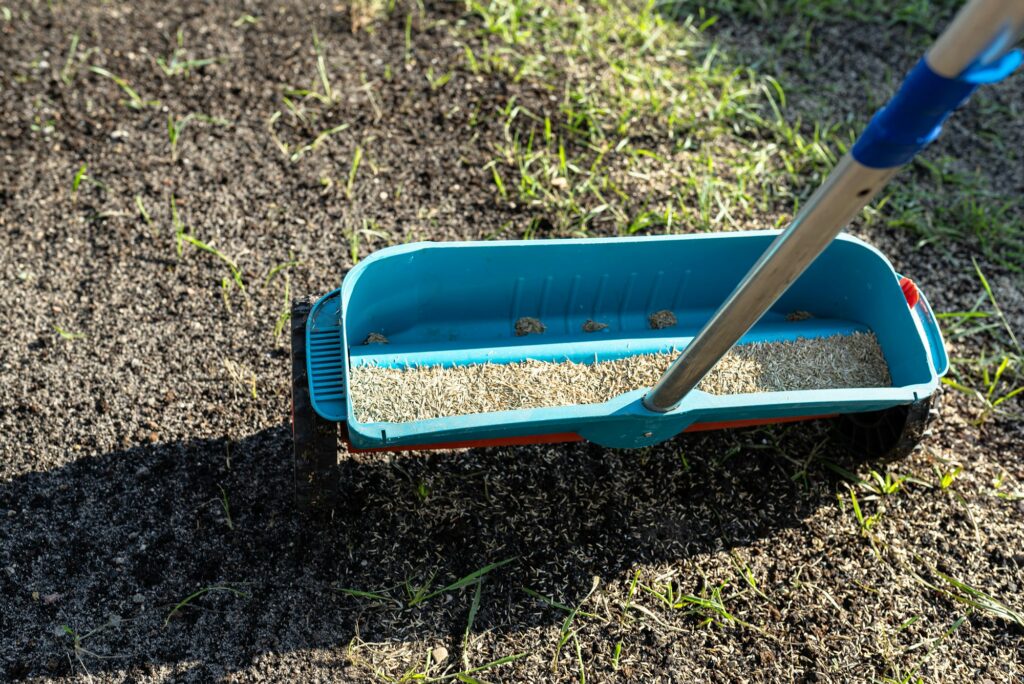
[[1, 1, 1022, 682]]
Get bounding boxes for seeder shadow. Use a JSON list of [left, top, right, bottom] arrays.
[[0, 419, 850, 680]]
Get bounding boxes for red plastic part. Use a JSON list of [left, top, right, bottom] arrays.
[[342, 414, 838, 453], [346, 431, 585, 453], [681, 414, 837, 432], [899, 276, 920, 308]]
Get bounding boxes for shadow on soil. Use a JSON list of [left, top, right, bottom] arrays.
[[1, 420, 852, 680]]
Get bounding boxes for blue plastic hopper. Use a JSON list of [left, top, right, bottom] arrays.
[[304, 232, 947, 450]]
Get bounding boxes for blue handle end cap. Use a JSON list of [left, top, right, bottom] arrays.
[[852, 50, 1022, 169]]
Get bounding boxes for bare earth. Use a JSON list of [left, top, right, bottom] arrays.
[[1, 1, 1022, 682]]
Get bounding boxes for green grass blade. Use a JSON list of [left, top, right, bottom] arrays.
[[420, 558, 515, 602], [164, 585, 248, 627]]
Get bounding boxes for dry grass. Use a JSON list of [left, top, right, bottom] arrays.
[[350, 332, 891, 423]]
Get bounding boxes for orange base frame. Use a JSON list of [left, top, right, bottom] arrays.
[[345, 414, 838, 453]]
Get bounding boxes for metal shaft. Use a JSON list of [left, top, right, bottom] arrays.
[[643, 157, 896, 412], [643, 0, 1023, 413]]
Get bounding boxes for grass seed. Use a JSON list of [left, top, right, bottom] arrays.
[[350, 331, 891, 423]]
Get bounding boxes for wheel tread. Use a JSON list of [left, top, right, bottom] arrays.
[[291, 295, 340, 513], [835, 396, 933, 463]]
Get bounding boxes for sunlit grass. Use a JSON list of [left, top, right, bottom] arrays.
[[466, 0, 843, 235]]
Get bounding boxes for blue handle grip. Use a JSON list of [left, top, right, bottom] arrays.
[[852, 50, 1022, 169]]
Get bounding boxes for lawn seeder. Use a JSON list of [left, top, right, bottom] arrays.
[[291, 0, 1023, 509]]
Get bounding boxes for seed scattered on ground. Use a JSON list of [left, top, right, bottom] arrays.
[[514, 316, 545, 336], [648, 310, 677, 329], [787, 310, 814, 321], [582, 319, 608, 332], [363, 332, 389, 344], [350, 332, 891, 423]]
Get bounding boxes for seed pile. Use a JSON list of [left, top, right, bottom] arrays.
[[349, 332, 891, 423]]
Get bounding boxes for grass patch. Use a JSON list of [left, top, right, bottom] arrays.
[[883, 158, 1024, 273], [466, 0, 841, 234], [466, 1, 1022, 271], [938, 259, 1022, 422]]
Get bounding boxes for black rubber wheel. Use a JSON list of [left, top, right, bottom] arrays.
[[291, 294, 339, 513], [834, 396, 933, 463]]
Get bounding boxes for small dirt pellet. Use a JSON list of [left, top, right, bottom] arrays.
[[350, 331, 891, 424]]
